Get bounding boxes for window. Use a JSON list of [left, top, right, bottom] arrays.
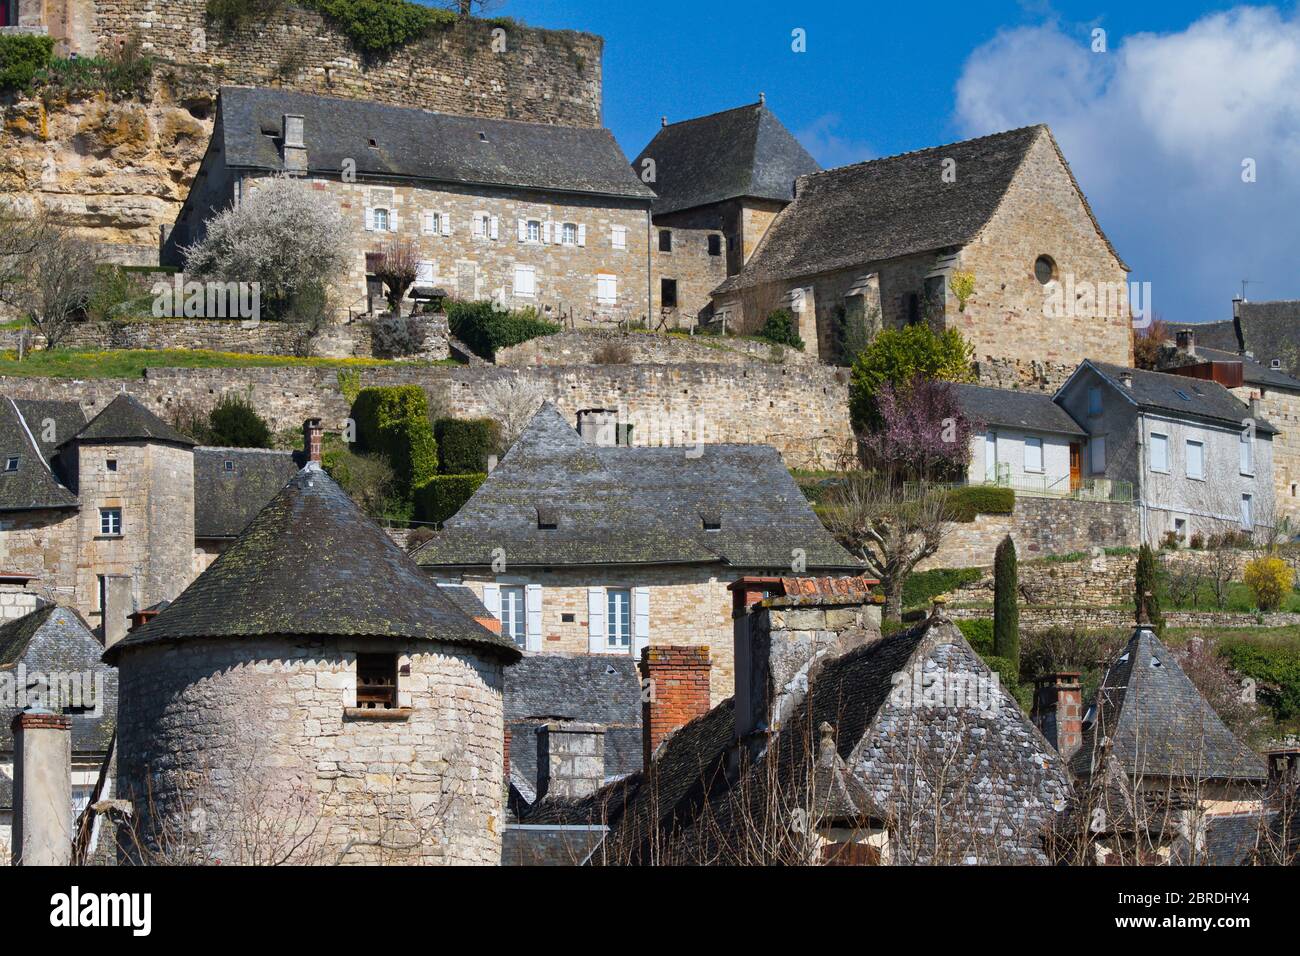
[[106, 458, 118, 472], [1240, 430, 1254, 475], [355, 653, 398, 710], [1090, 436, 1106, 474], [222, 459, 234, 473], [984, 432, 997, 481], [372, 207, 391, 232], [561, 222, 577, 245], [708, 234, 722, 256], [606, 588, 631, 650], [96, 575, 106, 613], [474, 213, 497, 240], [1150, 433, 1168, 473], [1035, 255, 1057, 285], [905, 293, 921, 325], [1023, 436, 1043, 474], [1241, 494, 1253, 530], [597, 274, 618, 305], [1087, 387, 1102, 416], [513, 265, 536, 298], [1174, 518, 1187, 542], [526, 220, 542, 243], [658, 229, 672, 252], [1186, 439, 1205, 480], [99, 508, 121, 536], [500, 586, 526, 649], [661, 278, 678, 310], [4, 456, 16, 472], [611, 225, 627, 250]]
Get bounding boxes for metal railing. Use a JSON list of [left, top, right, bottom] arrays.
[[968, 468, 1134, 503]]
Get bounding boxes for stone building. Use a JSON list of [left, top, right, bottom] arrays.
[[524, 580, 1071, 865], [0, 603, 117, 860], [164, 87, 656, 324], [412, 403, 860, 704], [1055, 361, 1277, 545], [0, 0, 94, 56], [106, 463, 521, 865], [630, 98, 820, 324], [712, 124, 1133, 372]]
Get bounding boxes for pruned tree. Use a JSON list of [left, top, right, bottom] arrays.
[[372, 237, 419, 316], [993, 535, 1019, 662], [822, 470, 954, 621], [858, 375, 974, 482]]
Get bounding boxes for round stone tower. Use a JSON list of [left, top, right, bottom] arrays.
[[106, 463, 520, 865]]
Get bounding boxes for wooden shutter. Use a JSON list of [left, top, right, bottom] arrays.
[[517, 219, 527, 242], [481, 583, 501, 621], [441, 212, 451, 236], [525, 584, 543, 652], [587, 587, 606, 653], [390, 210, 399, 233], [490, 216, 500, 240], [633, 586, 650, 657], [577, 223, 586, 247], [422, 211, 433, 234], [364, 207, 375, 231]]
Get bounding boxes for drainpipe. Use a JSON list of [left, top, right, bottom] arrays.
[[1136, 412, 1149, 545], [645, 203, 653, 327]]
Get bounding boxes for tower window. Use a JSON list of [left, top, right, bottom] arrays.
[[356, 653, 398, 709], [99, 508, 122, 536]]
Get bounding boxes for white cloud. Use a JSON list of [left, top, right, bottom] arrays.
[[795, 113, 875, 169], [954, 7, 1300, 322]]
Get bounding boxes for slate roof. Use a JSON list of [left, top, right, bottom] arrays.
[[0, 398, 79, 512], [1170, 810, 1276, 865], [218, 86, 655, 201], [71, 393, 196, 448], [1071, 626, 1268, 783], [107, 464, 520, 662], [502, 824, 608, 866], [630, 101, 821, 215], [716, 124, 1123, 294], [193, 447, 300, 539], [1173, 344, 1300, 391], [1232, 301, 1300, 375], [1077, 360, 1278, 435], [0, 605, 118, 778], [12, 399, 85, 463], [1190, 320, 1243, 354], [952, 383, 1086, 436], [413, 404, 858, 570]]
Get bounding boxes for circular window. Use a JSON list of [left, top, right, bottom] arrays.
[[1034, 255, 1057, 285]]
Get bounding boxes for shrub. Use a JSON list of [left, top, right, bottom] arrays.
[[434, 418, 501, 475], [757, 309, 805, 351], [993, 535, 1019, 663], [849, 324, 974, 432], [592, 341, 633, 364], [415, 473, 486, 525], [207, 393, 272, 448], [351, 385, 438, 493], [446, 300, 560, 360], [1244, 556, 1294, 612], [32, 38, 152, 99], [979, 653, 1031, 712], [86, 266, 155, 323], [1219, 637, 1300, 721], [206, 0, 285, 32], [902, 567, 981, 609], [0, 33, 54, 92], [956, 618, 993, 655], [168, 399, 214, 446], [322, 443, 402, 519], [302, 0, 454, 55], [944, 485, 1014, 522]]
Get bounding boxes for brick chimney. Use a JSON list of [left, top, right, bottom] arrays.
[[1175, 328, 1197, 357], [537, 722, 605, 799], [302, 418, 323, 464], [639, 645, 711, 771], [1031, 672, 1083, 759], [11, 710, 72, 865]]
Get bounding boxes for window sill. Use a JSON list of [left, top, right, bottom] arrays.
[[95, 534, 124, 540], [343, 707, 412, 722]]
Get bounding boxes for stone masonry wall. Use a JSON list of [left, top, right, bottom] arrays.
[[115, 636, 507, 865], [0, 362, 855, 470], [651, 224, 728, 323], [495, 329, 811, 367], [0, 510, 78, 607]]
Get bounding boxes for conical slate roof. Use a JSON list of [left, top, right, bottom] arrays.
[[107, 463, 519, 661], [71, 393, 196, 447], [1071, 626, 1267, 782]]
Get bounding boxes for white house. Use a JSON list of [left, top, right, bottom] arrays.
[[952, 383, 1088, 495]]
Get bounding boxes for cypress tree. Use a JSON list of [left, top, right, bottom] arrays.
[[993, 535, 1019, 664], [1134, 544, 1164, 633]]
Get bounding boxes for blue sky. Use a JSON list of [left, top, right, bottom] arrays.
[[487, 1, 1300, 325]]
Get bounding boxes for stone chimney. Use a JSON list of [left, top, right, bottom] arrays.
[[1250, 394, 1261, 418], [302, 418, 323, 464], [537, 722, 605, 799], [1118, 370, 1134, 388], [576, 408, 625, 447], [11, 710, 72, 865], [1176, 328, 1197, 357], [729, 576, 881, 750], [282, 114, 306, 174], [639, 646, 711, 771], [1031, 672, 1083, 759], [101, 574, 133, 648]]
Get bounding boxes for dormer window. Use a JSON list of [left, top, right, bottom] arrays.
[[536, 507, 557, 530], [223, 459, 235, 473], [700, 510, 721, 531], [368, 138, 378, 148], [4, 456, 17, 472]]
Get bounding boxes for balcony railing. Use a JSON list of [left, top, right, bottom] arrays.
[[968, 465, 1134, 503]]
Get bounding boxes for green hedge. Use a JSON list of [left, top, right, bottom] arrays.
[[757, 309, 805, 351], [979, 653, 1031, 712], [902, 567, 981, 609], [945, 485, 1015, 522], [1219, 639, 1300, 721], [351, 385, 437, 492], [416, 473, 486, 525], [0, 33, 54, 92], [446, 300, 561, 360], [956, 618, 994, 655], [434, 418, 501, 475]]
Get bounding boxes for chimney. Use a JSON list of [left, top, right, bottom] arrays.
[[128, 606, 163, 631], [1175, 328, 1196, 357], [660, 115, 667, 127], [1031, 672, 1083, 759], [1119, 370, 1134, 389], [639, 645, 711, 771], [1250, 394, 1261, 418], [282, 114, 306, 173], [101, 574, 133, 648], [537, 722, 605, 799], [576, 408, 626, 447], [1233, 296, 1244, 316], [11, 710, 73, 865], [302, 418, 323, 464]]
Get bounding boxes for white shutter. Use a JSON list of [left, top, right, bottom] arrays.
[[473, 214, 483, 238], [612, 225, 626, 249], [482, 583, 501, 621], [364, 207, 375, 231], [525, 584, 543, 652], [543, 221, 552, 244], [517, 219, 527, 242], [422, 211, 434, 235], [490, 216, 499, 240], [416, 260, 434, 284], [587, 587, 606, 653], [633, 586, 650, 657], [390, 211, 399, 233], [577, 223, 586, 247], [441, 212, 451, 236]]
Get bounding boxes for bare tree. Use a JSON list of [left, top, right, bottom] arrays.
[[822, 471, 954, 621], [481, 377, 548, 448], [0, 208, 101, 348]]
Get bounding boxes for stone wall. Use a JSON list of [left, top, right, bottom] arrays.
[[494, 329, 810, 367], [651, 224, 727, 323], [114, 636, 507, 865], [0, 362, 855, 470], [919, 495, 1138, 571], [948, 604, 1300, 631]]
